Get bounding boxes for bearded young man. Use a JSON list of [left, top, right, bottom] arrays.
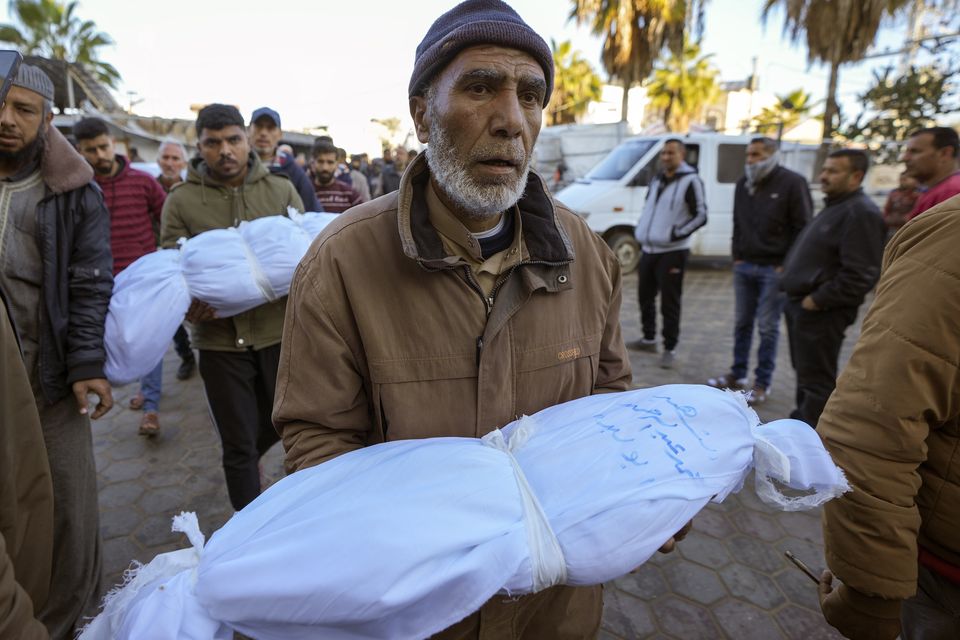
[[0, 65, 113, 639], [273, 1, 639, 637]]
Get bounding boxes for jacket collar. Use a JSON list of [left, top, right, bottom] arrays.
[[396, 153, 574, 270], [41, 125, 94, 194]]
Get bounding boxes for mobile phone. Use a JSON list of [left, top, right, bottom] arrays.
[[784, 550, 820, 584], [0, 50, 23, 106]]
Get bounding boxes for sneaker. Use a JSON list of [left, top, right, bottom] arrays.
[[747, 385, 770, 405], [128, 392, 145, 410], [177, 353, 196, 380], [706, 373, 747, 391], [626, 338, 658, 352], [659, 350, 676, 369], [138, 411, 160, 437]]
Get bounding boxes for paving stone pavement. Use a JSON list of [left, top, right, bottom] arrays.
[[93, 264, 867, 638]]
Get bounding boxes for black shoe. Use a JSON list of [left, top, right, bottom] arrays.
[[177, 354, 196, 380]]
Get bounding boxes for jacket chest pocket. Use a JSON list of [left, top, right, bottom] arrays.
[[369, 355, 478, 443], [514, 333, 602, 417]]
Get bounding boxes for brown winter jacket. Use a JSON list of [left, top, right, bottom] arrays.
[[274, 154, 631, 638], [0, 290, 54, 640], [819, 194, 960, 619], [160, 153, 303, 352], [275, 153, 632, 469]]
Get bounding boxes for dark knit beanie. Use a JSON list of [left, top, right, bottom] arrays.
[[12, 64, 55, 101], [409, 0, 553, 106]]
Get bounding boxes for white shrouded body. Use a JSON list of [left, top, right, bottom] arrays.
[[103, 212, 337, 383], [80, 385, 848, 640]]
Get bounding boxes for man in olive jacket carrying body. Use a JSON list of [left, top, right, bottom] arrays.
[[274, 1, 633, 637], [161, 104, 303, 511]]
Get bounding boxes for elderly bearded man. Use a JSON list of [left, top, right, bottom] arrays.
[[273, 1, 643, 637]]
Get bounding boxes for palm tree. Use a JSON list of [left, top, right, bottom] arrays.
[[546, 39, 604, 126], [761, 0, 911, 145], [752, 89, 816, 134], [570, 0, 701, 122], [645, 39, 718, 132], [0, 0, 120, 88]]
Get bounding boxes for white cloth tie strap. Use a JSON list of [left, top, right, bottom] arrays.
[[482, 417, 567, 592], [233, 225, 277, 302]]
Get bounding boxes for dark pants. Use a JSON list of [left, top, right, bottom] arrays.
[[732, 262, 786, 387], [783, 299, 859, 428], [173, 324, 193, 360], [199, 345, 281, 511], [638, 249, 689, 351], [901, 563, 960, 640]]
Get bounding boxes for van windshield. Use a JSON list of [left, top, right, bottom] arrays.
[[585, 140, 656, 180]]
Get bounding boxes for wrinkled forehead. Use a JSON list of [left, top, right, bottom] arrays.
[[5, 85, 46, 109], [437, 45, 545, 90]]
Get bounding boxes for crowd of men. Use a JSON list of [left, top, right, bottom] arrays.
[[0, 0, 958, 638]]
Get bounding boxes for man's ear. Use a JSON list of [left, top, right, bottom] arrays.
[[410, 96, 429, 144], [44, 110, 53, 126]]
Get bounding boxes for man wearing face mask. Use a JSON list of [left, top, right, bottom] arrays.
[[707, 137, 811, 404]]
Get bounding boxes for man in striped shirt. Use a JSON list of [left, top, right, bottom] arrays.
[[309, 139, 364, 213], [74, 117, 167, 437]]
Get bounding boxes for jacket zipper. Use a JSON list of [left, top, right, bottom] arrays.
[[460, 259, 570, 367]]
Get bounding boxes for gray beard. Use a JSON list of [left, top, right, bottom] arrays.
[[425, 119, 530, 221]]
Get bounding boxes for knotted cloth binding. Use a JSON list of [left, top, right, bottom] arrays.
[[232, 226, 278, 302], [482, 417, 567, 592]]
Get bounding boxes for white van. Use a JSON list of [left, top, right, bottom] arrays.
[[555, 134, 819, 272]]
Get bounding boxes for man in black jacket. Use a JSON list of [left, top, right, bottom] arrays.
[[708, 137, 811, 403], [0, 65, 113, 639], [780, 149, 884, 428]]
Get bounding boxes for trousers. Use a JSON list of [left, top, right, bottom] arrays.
[[638, 249, 689, 351], [199, 345, 281, 511], [731, 262, 786, 387], [783, 299, 858, 428]]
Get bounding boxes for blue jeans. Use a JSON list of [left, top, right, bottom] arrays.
[[140, 359, 163, 412], [732, 262, 786, 388]]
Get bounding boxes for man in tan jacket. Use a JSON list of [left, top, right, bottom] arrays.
[[817, 194, 960, 639], [274, 1, 634, 637]]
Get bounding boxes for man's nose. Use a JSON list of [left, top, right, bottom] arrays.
[[490, 90, 524, 138], [0, 103, 16, 127]]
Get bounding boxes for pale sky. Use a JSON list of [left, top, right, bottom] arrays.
[[0, 0, 937, 155]]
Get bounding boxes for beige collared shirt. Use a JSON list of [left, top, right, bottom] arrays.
[[426, 181, 526, 296]]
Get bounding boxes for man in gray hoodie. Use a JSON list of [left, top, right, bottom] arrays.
[[628, 138, 707, 368]]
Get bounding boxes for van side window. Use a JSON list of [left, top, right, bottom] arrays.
[[629, 156, 658, 187], [717, 144, 746, 183]]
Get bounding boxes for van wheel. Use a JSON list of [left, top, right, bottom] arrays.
[[606, 232, 640, 274]]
